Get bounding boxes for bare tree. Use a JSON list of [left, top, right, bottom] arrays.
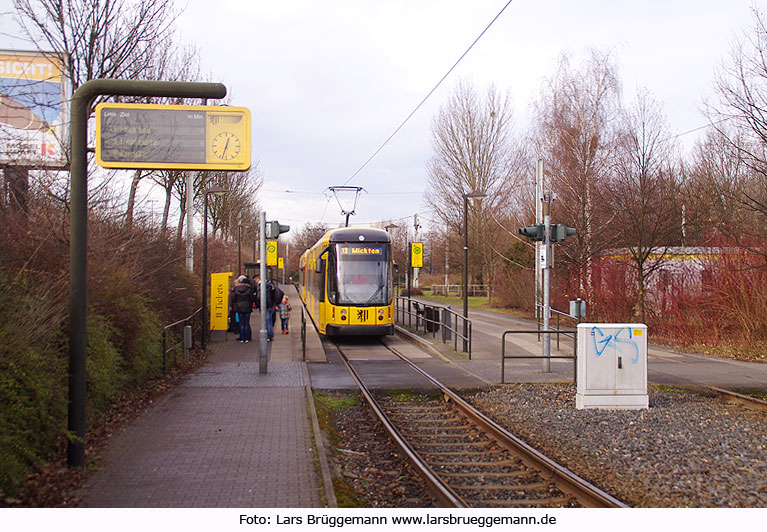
[[705, 7, 767, 261], [424, 79, 520, 298], [13, 0, 180, 91], [123, 44, 203, 225], [605, 89, 682, 322], [531, 50, 623, 301], [288, 222, 330, 274], [11, 0, 192, 219], [195, 166, 264, 241], [685, 128, 753, 245]]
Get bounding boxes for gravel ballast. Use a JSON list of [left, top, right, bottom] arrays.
[[468, 384, 767, 507]]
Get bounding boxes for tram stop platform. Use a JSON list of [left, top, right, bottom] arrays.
[[76, 289, 767, 508], [77, 284, 335, 508]]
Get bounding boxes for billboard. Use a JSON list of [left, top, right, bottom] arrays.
[[0, 50, 70, 167]]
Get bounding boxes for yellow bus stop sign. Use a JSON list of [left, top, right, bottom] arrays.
[[267, 240, 278, 266], [278, 257, 284, 270], [411, 242, 423, 268]]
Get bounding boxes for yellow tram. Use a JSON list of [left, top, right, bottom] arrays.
[[299, 227, 394, 336]]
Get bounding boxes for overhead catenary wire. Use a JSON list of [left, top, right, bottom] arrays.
[[342, 0, 515, 187]]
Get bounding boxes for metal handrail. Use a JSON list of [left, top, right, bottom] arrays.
[[395, 296, 472, 357], [161, 308, 201, 375], [430, 283, 488, 297], [501, 329, 577, 384], [536, 304, 578, 349]]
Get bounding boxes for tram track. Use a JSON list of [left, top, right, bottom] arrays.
[[331, 338, 627, 508]]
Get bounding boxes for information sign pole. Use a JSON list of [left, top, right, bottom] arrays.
[[68, 79, 226, 467], [259, 212, 268, 374]]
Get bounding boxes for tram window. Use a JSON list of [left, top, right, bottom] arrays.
[[327, 251, 339, 304], [318, 258, 325, 302], [333, 243, 391, 306]]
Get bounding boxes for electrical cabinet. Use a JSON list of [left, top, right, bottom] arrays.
[[576, 323, 649, 409]]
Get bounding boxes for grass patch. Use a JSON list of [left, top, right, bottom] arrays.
[[731, 388, 767, 401], [652, 384, 694, 394], [312, 391, 358, 448], [384, 390, 441, 402], [312, 390, 369, 507], [416, 293, 533, 320], [333, 478, 369, 508]]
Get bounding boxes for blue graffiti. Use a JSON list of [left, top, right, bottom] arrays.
[[592, 327, 640, 364]]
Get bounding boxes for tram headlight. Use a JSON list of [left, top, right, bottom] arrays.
[[340, 309, 347, 321], [378, 309, 384, 321]]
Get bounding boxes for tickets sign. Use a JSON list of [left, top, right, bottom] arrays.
[[210, 272, 233, 330]]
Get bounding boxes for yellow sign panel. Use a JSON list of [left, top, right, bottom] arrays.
[[210, 272, 233, 330], [267, 240, 278, 266], [411, 242, 423, 268], [95, 103, 251, 171], [278, 257, 284, 270]]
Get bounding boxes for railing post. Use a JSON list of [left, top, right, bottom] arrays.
[[468, 320, 472, 359], [184, 325, 192, 362], [162, 329, 167, 375], [454, 313, 458, 352], [573, 327, 578, 384], [501, 332, 506, 384]]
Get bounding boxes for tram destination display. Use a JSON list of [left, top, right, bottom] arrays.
[[95, 103, 250, 171]]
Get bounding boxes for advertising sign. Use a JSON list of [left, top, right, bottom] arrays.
[[0, 50, 70, 167], [95, 103, 250, 171]]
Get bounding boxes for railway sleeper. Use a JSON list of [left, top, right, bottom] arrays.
[[475, 496, 575, 507], [414, 441, 492, 451], [452, 482, 550, 491], [429, 461, 523, 469], [388, 417, 468, 426]]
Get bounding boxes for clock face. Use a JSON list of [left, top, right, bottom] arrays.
[[211, 132, 241, 160]]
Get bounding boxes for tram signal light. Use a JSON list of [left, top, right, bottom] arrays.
[[551, 224, 576, 242], [519, 224, 544, 241], [267, 220, 290, 238]]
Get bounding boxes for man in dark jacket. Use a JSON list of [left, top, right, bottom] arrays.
[[229, 275, 254, 342], [254, 274, 279, 341]]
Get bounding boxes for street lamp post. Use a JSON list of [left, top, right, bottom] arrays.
[[385, 223, 400, 306], [462, 190, 486, 352], [237, 224, 250, 277], [201, 186, 228, 351]]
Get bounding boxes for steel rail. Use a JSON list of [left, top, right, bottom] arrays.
[[705, 385, 767, 413], [381, 340, 628, 508], [332, 341, 467, 507]]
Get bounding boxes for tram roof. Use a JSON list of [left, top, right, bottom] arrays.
[[324, 226, 391, 243]]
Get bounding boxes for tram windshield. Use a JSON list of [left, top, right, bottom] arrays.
[[329, 243, 391, 306]]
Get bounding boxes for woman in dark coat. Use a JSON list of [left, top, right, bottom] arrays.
[[229, 275, 254, 342]]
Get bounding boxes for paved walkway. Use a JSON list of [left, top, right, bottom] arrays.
[[77, 291, 767, 507], [79, 285, 331, 508]]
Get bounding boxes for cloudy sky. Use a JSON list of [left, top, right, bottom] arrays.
[[2, 0, 762, 235], [174, 0, 760, 234]]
